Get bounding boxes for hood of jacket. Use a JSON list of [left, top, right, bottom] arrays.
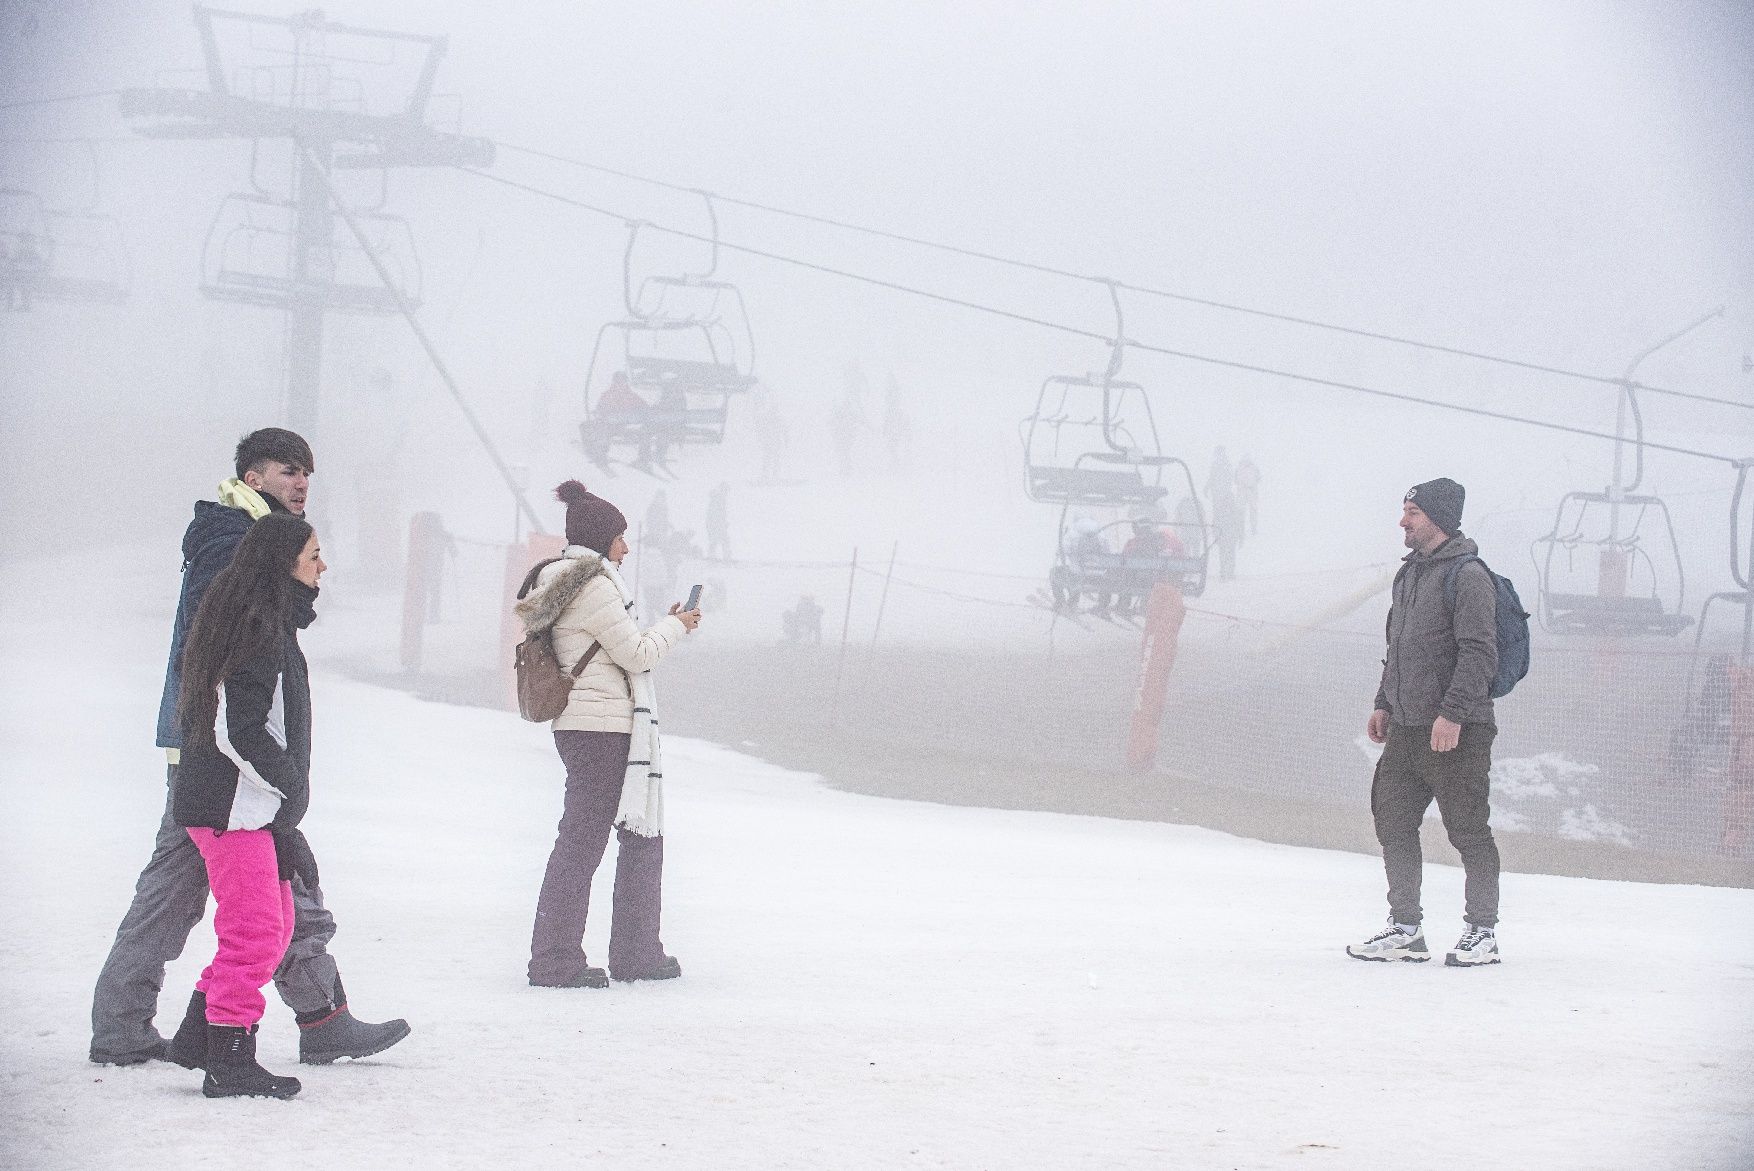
[[180, 479, 286, 563], [515, 546, 610, 633], [181, 499, 254, 564]]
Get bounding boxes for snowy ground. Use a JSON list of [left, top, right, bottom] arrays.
[[3, 554, 1752, 1170]]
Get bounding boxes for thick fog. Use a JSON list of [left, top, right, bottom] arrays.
[[3, 0, 1750, 577], [4, 6, 1754, 1161]]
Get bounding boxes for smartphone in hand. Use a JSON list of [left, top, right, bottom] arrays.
[[685, 583, 703, 612]]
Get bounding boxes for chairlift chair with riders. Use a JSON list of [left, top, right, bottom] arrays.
[[0, 186, 131, 307], [1668, 458, 1754, 787], [1027, 280, 1214, 610], [1051, 471, 1215, 611], [578, 213, 757, 476], [1690, 458, 1754, 661]]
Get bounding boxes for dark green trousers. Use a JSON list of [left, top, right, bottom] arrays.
[[1371, 722, 1500, 928]]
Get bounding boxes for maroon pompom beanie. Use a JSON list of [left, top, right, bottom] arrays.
[[555, 480, 627, 555]]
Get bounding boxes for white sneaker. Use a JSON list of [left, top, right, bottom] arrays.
[[1346, 922, 1430, 962], [1445, 926, 1501, 967]]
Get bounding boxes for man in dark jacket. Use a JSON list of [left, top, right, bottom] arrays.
[[90, 428, 410, 1065], [1348, 477, 1503, 968]]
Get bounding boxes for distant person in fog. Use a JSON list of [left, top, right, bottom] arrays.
[[1205, 447, 1240, 580], [752, 381, 791, 484], [645, 488, 672, 548], [882, 373, 913, 474], [831, 362, 869, 476], [706, 482, 731, 562], [1234, 454, 1262, 538], [519, 481, 701, 988], [783, 595, 824, 644]]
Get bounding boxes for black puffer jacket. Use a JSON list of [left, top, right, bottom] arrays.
[[172, 585, 315, 833]]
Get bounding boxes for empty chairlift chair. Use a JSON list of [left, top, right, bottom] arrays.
[[1021, 375, 1173, 508], [1530, 490, 1692, 636]]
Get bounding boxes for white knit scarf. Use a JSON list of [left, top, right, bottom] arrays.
[[600, 561, 664, 837]]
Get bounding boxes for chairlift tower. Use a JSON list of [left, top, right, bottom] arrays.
[[118, 6, 492, 428]]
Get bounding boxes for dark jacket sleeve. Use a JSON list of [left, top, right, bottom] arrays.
[[221, 652, 307, 823], [184, 527, 246, 619], [1374, 608, 1393, 715], [157, 526, 250, 748], [1374, 573, 1399, 715], [1438, 563, 1498, 723]]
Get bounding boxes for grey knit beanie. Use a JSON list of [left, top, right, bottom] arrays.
[[1405, 477, 1465, 536]]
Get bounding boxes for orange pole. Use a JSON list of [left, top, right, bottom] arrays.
[[1126, 581, 1187, 773]]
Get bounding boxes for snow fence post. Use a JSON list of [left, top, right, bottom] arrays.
[[833, 547, 859, 713], [1126, 580, 1186, 774], [1722, 664, 1754, 854]]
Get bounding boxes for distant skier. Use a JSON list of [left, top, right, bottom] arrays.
[[10, 230, 44, 310], [645, 488, 672, 548], [882, 373, 912, 474], [705, 481, 731, 562], [752, 382, 791, 484], [831, 361, 869, 477], [1348, 478, 1503, 968], [783, 595, 824, 644], [1205, 447, 1241, 580], [1234, 454, 1262, 538]]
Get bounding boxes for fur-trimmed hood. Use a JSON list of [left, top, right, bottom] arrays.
[[515, 545, 610, 633]]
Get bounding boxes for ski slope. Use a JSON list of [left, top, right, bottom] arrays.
[[0, 550, 1750, 1170]]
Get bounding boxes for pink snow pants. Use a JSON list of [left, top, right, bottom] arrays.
[[187, 828, 295, 1027]]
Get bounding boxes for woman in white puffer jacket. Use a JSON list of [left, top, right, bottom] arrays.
[[517, 480, 701, 988]]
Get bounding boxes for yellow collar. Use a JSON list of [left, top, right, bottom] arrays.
[[216, 478, 273, 520]]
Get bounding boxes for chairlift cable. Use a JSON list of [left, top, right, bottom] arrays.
[[0, 89, 122, 113], [494, 139, 1751, 413], [298, 142, 545, 534], [455, 165, 1744, 468]]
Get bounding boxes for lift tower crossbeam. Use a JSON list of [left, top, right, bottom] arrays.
[[119, 5, 493, 428]]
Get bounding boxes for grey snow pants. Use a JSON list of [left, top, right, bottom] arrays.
[[529, 730, 665, 985], [90, 767, 342, 1057], [1371, 722, 1500, 929]]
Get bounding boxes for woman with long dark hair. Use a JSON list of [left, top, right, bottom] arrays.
[[170, 511, 324, 1099], [516, 481, 700, 988]]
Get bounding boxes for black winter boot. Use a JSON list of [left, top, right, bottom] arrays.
[[297, 1003, 412, 1065], [202, 1024, 301, 1099], [167, 989, 207, 1070]]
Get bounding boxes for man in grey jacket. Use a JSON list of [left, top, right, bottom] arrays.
[[1348, 477, 1503, 967]]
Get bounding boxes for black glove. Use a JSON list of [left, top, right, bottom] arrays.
[[272, 828, 321, 889]]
